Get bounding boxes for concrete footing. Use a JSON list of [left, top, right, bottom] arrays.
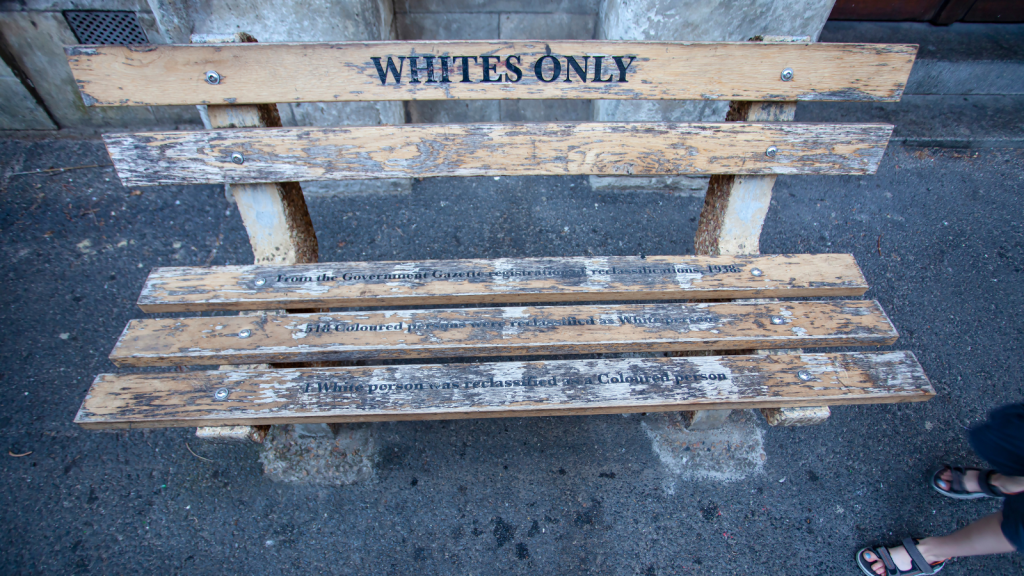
[[682, 409, 732, 431], [259, 423, 378, 485], [643, 410, 766, 482]]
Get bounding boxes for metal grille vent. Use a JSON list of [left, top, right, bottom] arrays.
[[65, 11, 148, 45]]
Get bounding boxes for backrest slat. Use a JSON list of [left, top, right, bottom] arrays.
[[66, 41, 916, 106], [105, 121, 893, 187]]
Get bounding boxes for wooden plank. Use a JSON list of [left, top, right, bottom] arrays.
[[103, 122, 893, 187], [65, 41, 917, 106], [75, 351, 934, 429], [109, 300, 897, 367], [136, 253, 868, 313]]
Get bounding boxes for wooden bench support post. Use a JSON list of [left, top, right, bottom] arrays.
[[192, 33, 318, 443], [688, 96, 829, 428]]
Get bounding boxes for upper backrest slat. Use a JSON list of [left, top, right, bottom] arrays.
[[66, 41, 916, 106]]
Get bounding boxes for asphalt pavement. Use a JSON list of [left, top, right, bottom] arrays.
[[1, 131, 1023, 575]]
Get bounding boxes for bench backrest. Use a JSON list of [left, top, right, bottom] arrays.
[[66, 40, 916, 189]]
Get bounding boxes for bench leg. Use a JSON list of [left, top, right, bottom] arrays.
[[191, 32, 320, 447], [760, 406, 832, 427]]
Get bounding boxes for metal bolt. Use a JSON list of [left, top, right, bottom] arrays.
[[797, 370, 812, 381], [230, 152, 244, 165], [780, 68, 794, 82], [238, 329, 251, 338], [205, 70, 221, 85], [254, 278, 267, 287], [214, 388, 229, 401], [750, 268, 763, 277], [765, 145, 778, 158], [770, 316, 786, 325]]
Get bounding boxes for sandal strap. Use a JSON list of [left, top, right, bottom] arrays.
[[877, 547, 899, 576], [979, 470, 1006, 497], [902, 538, 938, 575], [946, 466, 970, 493]]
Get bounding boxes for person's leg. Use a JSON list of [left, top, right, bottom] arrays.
[[861, 512, 1016, 575]]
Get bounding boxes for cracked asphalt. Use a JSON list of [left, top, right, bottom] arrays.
[[1, 134, 1022, 575]]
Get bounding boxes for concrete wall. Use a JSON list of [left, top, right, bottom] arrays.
[[0, 4, 200, 129]]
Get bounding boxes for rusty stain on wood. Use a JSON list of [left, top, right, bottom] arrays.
[[75, 352, 933, 429], [136, 254, 868, 312], [108, 300, 898, 367], [65, 41, 917, 106], [103, 122, 894, 187]]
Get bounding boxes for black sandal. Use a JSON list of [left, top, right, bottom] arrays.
[[931, 465, 1006, 499], [856, 538, 947, 576]]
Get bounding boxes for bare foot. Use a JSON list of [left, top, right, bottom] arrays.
[[861, 542, 946, 575]]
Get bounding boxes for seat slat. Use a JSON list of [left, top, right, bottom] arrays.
[[66, 41, 916, 106], [105, 122, 893, 187], [76, 352, 933, 429], [109, 300, 898, 367], [138, 254, 868, 313]]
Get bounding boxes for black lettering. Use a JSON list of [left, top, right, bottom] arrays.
[[564, 56, 588, 83], [457, 56, 478, 82], [408, 56, 436, 84], [481, 55, 503, 82], [439, 56, 451, 83], [371, 56, 405, 85], [534, 55, 561, 83], [592, 56, 614, 82], [504, 55, 523, 82], [612, 56, 636, 82]]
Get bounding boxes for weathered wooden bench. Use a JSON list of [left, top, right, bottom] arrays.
[[65, 34, 934, 436]]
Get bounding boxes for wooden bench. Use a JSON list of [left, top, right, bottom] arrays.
[[65, 34, 934, 435]]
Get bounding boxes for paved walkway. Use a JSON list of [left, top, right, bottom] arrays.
[[1, 135, 1022, 574]]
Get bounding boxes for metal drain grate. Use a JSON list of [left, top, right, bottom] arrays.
[[64, 11, 148, 45]]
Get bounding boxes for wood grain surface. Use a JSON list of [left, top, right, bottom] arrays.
[[65, 41, 916, 106], [137, 254, 868, 312], [104, 122, 894, 186], [75, 351, 933, 428], [109, 300, 897, 367]]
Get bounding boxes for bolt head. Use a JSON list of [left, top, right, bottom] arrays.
[[750, 268, 763, 277], [205, 70, 221, 85], [238, 329, 252, 338], [780, 68, 794, 82], [796, 370, 812, 381], [770, 316, 786, 325], [214, 388, 229, 401], [254, 278, 267, 287], [230, 152, 244, 165], [765, 146, 778, 158]]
